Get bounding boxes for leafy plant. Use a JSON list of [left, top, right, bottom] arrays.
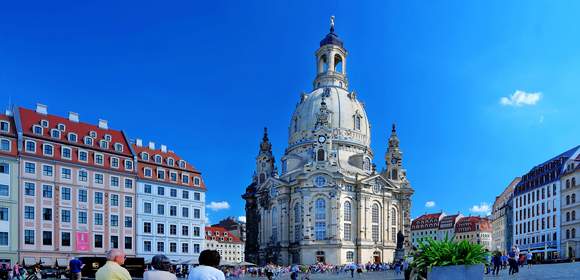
[[410, 237, 489, 278]]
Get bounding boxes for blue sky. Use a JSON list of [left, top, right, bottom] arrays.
[[1, 1, 579, 223]]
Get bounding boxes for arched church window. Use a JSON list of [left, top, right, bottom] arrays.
[[354, 115, 361, 131], [344, 201, 352, 222], [317, 149, 325, 161], [259, 173, 266, 184], [293, 117, 298, 133], [372, 204, 380, 241], [271, 207, 278, 242], [391, 208, 397, 226], [294, 203, 301, 242], [392, 169, 398, 180], [343, 201, 352, 241], [315, 199, 326, 240]]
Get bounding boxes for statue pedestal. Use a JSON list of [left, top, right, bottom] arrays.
[[394, 248, 406, 262]]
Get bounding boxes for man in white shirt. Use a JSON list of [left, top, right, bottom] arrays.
[[188, 250, 225, 280]]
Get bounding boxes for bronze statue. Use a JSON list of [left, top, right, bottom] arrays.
[[396, 230, 404, 249]]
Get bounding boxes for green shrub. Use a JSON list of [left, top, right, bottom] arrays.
[[411, 237, 489, 278]]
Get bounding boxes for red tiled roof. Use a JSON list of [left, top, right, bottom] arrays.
[[411, 213, 442, 230], [455, 216, 492, 233], [132, 143, 206, 190], [18, 107, 132, 157], [0, 114, 18, 157], [205, 226, 242, 243]]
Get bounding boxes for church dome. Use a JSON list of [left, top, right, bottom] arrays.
[[320, 31, 344, 48], [288, 86, 371, 148]]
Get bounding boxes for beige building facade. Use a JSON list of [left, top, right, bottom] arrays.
[[561, 154, 579, 259], [492, 177, 520, 253]]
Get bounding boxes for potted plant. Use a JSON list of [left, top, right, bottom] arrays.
[[410, 238, 489, 280]]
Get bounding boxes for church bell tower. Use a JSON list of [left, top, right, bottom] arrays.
[[385, 124, 405, 181], [254, 127, 276, 184], [313, 16, 348, 90]]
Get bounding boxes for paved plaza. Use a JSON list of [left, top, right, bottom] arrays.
[[483, 262, 580, 280]]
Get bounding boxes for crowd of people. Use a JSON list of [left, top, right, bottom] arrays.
[[0, 250, 412, 280], [486, 245, 534, 276]]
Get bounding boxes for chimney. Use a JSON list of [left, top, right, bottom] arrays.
[[136, 139, 143, 147], [5, 109, 13, 117], [98, 119, 108, 129], [148, 141, 155, 150], [161, 144, 167, 153], [36, 103, 48, 115], [68, 112, 79, 123]]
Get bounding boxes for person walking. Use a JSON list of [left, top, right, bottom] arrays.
[[95, 249, 132, 280], [187, 250, 225, 280], [68, 257, 84, 280], [526, 252, 533, 268], [492, 252, 502, 276], [144, 255, 177, 280]]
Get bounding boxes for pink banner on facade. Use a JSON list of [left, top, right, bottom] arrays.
[[76, 232, 89, 251]]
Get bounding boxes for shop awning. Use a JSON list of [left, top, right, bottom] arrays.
[[40, 257, 54, 267], [56, 258, 69, 268], [23, 257, 36, 267]]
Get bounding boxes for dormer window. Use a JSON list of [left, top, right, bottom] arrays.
[[40, 120, 49, 128], [94, 153, 104, 165], [68, 133, 77, 142], [84, 137, 93, 146], [170, 172, 177, 182], [57, 123, 66, 131], [99, 140, 109, 149], [157, 169, 165, 180], [104, 134, 112, 141], [50, 129, 61, 139], [144, 167, 152, 177], [114, 143, 123, 152], [154, 155, 162, 164], [194, 176, 201, 186], [33, 125, 43, 135], [141, 152, 149, 161], [89, 131, 97, 138], [167, 158, 174, 166], [0, 121, 10, 132], [182, 175, 190, 184], [125, 160, 133, 170], [179, 160, 186, 169]]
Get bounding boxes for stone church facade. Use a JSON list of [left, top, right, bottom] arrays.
[[242, 19, 414, 266]]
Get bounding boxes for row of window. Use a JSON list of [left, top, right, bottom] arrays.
[[25, 141, 133, 170], [142, 202, 201, 218], [514, 232, 557, 246], [565, 194, 577, 205], [515, 200, 557, 222], [24, 206, 133, 227], [142, 167, 200, 185], [515, 215, 557, 235], [143, 184, 202, 200], [23, 162, 134, 188], [142, 223, 202, 237], [31, 123, 124, 153], [564, 228, 577, 239], [140, 152, 187, 169], [515, 184, 557, 208], [23, 229, 132, 249], [142, 241, 200, 254], [565, 178, 577, 189], [23, 182, 133, 206]]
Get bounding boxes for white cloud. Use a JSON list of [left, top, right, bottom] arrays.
[[206, 201, 231, 211], [500, 90, 541, 106], [425, 201, 436, 208], [238, 216, 247, 223], [470, 202, 492, 215]]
